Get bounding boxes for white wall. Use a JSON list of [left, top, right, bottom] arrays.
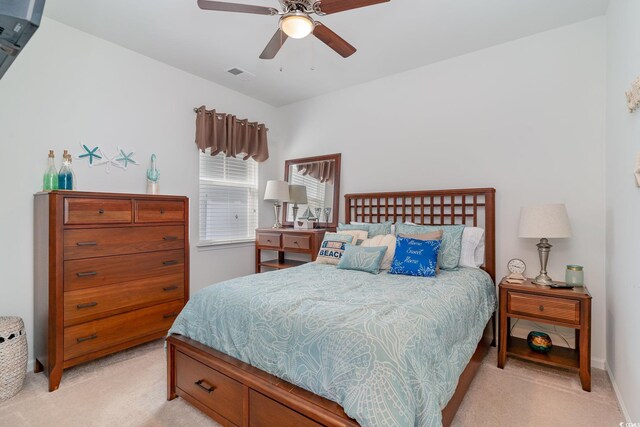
[[605, 0, 640, 421], [0, 18, 282, 365], [278, 18, 607, 364]]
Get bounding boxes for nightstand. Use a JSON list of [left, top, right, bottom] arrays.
[[497, 279, 592, 391], [255, 228, 328, 273]]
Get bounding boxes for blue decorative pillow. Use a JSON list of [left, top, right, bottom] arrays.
[[388, 236, 441, 277], [395, 223, 464, 270], [337, 245, 388, 274], [316, 233, 355, 265], [338, 221, 392, 237]]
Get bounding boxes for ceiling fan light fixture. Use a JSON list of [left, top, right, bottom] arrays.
[[279, 12, 314, 39]]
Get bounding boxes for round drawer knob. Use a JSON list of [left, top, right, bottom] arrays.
[[539, 305, 545, 312], [98, 209, 105, 214]]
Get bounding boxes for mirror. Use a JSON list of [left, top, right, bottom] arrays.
[[283, 153, 341, 229]]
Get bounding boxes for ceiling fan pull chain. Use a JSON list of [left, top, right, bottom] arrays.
[[310, 35, 315, 71]]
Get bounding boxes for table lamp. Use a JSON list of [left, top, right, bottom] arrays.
[[518, 204, 572, 286], [264, 180, 290, 229], [288, 184, 308, 222]]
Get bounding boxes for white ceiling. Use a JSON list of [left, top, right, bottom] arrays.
[[44, 0, 609, 106]]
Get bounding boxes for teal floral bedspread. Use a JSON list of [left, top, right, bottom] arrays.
[[169, 263, 496, 427]]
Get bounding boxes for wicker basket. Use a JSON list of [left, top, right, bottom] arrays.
[[0, 317, 27, 401]]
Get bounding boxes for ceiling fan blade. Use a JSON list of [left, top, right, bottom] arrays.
[[315, 0, 389, 15], [259, 29, 288, 59], [197, 0, 278, 15], [313, 23, 356, 58]]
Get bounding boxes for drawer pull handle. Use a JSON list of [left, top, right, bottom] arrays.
[[266, 239, 271, 243], [160, 209, 165, 214], [163, 260, 178, 266], [98, 209, 105, 214], [163, 236, 178, 241], [77, 302, 98, 309], [195, 379, 215, 393], [293, 241, 299, 245], [77, 334, 97, 343], [76, 241, 97, 247], [76, 271, 97, 277], [539, 305, 545, 312], [163, 285, 179, 291], [163, 312, 178, 319]]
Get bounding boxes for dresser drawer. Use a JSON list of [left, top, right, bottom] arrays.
[[283, 234, 311, 251], [175, 351, 244, 426], [508, 292, 580, 324], [257, 232, 281, 248], [135, 200, 185, 223], [64, 273, 184, 326], [250, 390, 322, 427], [64, 198, 132, 225], [64, 250, 185, 292], [64, 226, 184, 260], [64, 300, 183, 361]]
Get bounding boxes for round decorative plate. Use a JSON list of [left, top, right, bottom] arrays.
[[507, 258, 526, 275]]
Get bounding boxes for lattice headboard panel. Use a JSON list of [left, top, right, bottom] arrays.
[[344, 188, 496, 281]]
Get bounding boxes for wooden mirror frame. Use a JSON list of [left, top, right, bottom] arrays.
[[283, 153, 341, 229]]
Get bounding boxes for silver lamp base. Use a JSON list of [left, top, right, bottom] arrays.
[[272, 202, 283, 229], [532, 273, 556, 286], [533, 237, 556, 286]]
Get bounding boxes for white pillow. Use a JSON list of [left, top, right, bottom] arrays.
[[460, 227, 485, 268], [337, 229, 369, 243], [361, 234, 396, 270]]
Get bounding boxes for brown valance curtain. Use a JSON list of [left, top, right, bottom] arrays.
[[194, 106, 269, 162], [297, 161, 335, 184]]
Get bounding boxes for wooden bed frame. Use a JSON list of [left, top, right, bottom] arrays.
[[167, 187, 496, 427]]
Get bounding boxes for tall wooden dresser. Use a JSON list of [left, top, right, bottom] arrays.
[[34, 191, 189, 391]]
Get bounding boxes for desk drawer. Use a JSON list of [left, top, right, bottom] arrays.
[[64, 250, 185, 292], [64, 198, 132, 225], [508, 292, 580, 324], [257, 232, 281, 248], [283, 234, 311, 251], [64, 273, 184, 326], [64, 300, 183, 361], [175, 351, 243, 426], [64, 226, 184, 260], [135, 200, 185, 223]]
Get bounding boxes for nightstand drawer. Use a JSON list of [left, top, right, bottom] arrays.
[[508, 292, 580, 324], [257, 232, 281, 248], [283, 234, 311, 250]]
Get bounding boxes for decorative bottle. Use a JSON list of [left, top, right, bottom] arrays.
[[58, 150, 73, 190], [43, 150, 59, 191], [67, 154, 77, 190]]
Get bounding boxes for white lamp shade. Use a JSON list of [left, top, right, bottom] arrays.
[[288, 185, 308, 204], [264, 180, 290, 202], [518, 204, 572, 238]]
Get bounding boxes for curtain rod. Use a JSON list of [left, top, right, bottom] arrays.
[[193, 107, 268, 131]]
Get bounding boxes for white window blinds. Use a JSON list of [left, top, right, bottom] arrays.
[[199, 150, 259, 244]]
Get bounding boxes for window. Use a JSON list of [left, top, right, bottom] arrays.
[[199, 150, 259, 244]]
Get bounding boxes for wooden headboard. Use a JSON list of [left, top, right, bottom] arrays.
[[344, 188, 496, 281]]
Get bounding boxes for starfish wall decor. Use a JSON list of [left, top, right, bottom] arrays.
[[76, 144, 139, 173]]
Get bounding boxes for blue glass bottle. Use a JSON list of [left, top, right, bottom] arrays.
[[58, 150, 73, 190]]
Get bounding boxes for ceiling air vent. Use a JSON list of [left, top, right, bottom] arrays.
[[226, 67, 256, 82]]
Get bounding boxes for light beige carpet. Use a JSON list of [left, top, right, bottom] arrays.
[[0, 340, 623, 427]]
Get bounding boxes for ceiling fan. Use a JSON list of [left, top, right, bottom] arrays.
[[197, 0, 390, 59]]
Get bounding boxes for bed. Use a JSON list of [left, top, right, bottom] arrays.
[[166, 188, 497, 427]]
